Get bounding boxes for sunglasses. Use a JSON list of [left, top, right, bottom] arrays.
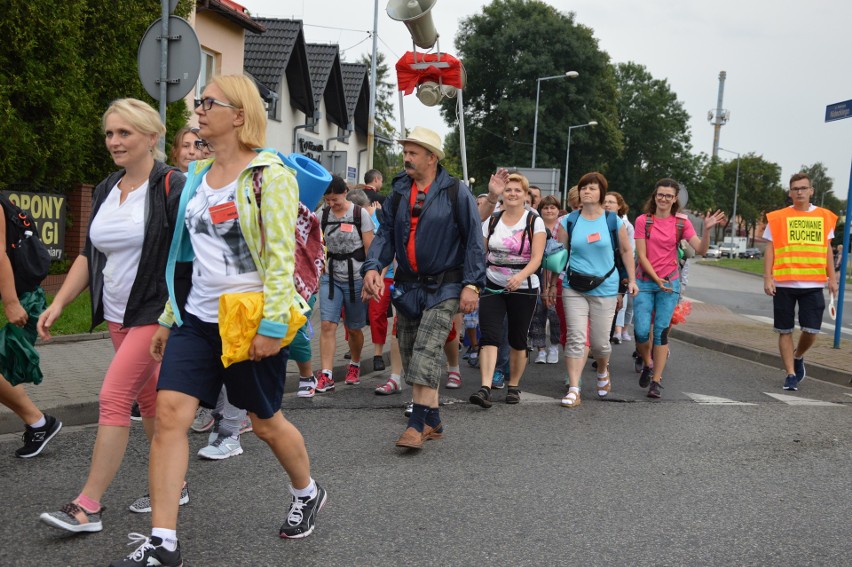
[[196, 97, 238, 111], [411, 191, 426, 217]]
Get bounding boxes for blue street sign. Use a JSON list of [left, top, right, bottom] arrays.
[[825, 99, 852, 122]]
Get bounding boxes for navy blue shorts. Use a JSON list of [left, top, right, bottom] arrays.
[[158, 312, 288, 419], [772, 286, 825, 334]]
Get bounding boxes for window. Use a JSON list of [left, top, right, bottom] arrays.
[[195, 49, 217, 100]]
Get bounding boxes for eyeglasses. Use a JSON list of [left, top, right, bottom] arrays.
[[411, 191, 426, 217], [196, 97, 238, 111], [790, 186, 812, 193], [194, 139, 210, 151], [655, 193, 676, 201]]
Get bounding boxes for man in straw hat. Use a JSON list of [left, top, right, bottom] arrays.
[[362, 126, 485, 450]]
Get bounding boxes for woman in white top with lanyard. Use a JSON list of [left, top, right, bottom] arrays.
[[469, 173, 545, 408]]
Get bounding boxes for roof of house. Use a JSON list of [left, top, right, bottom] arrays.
[[244, 18, 313, 115], [340, 63, 370, 135], [305, 44, 348, 128], [196, 0, 265, 34]]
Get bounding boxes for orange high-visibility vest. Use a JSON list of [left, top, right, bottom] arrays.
[[766, 206, 837, 282]]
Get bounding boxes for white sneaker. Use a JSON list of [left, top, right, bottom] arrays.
[[621, 331, 632, 342], [297, 376, 316, 398], [534, 350, 547, 364], [198, 434, 243, 460], [546, 345, 559, 364]]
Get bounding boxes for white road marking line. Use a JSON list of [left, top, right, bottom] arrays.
[[684, 392, 756, 405], [518, 392, 557, 404], [763, 393, 843, 406]]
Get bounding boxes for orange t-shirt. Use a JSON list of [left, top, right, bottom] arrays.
[[405, 182, 431, 272]]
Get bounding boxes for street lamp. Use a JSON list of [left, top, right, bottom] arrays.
[[531, 71, 579, 168], [718, 147, 740, 245], [562, 121, 598, 209]]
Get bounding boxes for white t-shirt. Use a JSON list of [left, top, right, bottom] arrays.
[[184, 175, 263, 322], [89, 181, 147, 323], [482, 210, 546, 289], [762, 205, 834, 289]]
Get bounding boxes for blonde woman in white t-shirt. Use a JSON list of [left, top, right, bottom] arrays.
[[470, 173, 545, 409]]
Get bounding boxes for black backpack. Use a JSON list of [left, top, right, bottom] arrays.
[[0, 193, 51, 295]]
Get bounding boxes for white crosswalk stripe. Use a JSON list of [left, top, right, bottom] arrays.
[[763, 393, 844, 406], [684, 392, 756, 405]]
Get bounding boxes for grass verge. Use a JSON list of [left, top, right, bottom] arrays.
[[0, 290, 107, 336], [698, 258, 852, 283]]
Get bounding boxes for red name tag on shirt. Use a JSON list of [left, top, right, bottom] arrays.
[[587, 232, 601, 243], [209, 201, 238, 224], [340, 223, 355, 233]]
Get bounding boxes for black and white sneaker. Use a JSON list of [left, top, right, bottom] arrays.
[[109, 534, 183, 567], [279, 484, 327, 539], [130, 401, 142, 422], [128, 483, 190, 513], [15, 414, 62, 458], [40, 501, 104, 533]]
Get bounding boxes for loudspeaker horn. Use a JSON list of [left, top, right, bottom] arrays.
[[387, 0, 439, 50]]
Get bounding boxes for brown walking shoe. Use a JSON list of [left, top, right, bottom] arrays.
[[395, 427, 424, 449], [422, 423, 444, 441]]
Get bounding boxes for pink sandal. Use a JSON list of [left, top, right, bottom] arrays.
[[375, 379, 401, 395]]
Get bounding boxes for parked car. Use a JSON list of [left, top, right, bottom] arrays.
[[743, 247, 763, 259], [719, 243, 740, 258], [704, 244, 722, 259]]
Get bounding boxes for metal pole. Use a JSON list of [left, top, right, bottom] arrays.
[[158, 0, 170, 155], [531, 79, 542, 168], [458, 90, 469, 184], [562, 126, 573, 210], [366, 0, 379, 171], [833, 158, 852, 348], [712, 71, 726, 159], [731, 152, 740, 243]]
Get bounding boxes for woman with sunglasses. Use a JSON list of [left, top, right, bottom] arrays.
[[37, 98, 186, 534], [633, 179, 725, 398], [108, 76, 325, 567], [558, 172, 637, 408], [469, 172, 545, 408]]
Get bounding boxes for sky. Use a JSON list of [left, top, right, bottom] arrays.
[[239, 0, 852, 200]]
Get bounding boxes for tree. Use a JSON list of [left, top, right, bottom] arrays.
[[799, 162, 845, 215], [716, 153, 785, 244], [607, 62, 698, 213], [440, 0, 622, 192], [0, 0, 191, 192]]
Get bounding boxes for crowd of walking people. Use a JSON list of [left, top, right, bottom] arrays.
[[0, 74, 838, 567]]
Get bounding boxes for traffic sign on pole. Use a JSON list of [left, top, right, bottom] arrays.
[[824, 98, 851, 348], [824, 99, 852, 123]]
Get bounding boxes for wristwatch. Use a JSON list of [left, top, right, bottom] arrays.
[[464, 284, 480, 295]]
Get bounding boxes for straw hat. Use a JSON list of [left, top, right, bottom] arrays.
[[397, 126, 445, 160]]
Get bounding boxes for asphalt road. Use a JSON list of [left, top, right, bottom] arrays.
[[2, 335, 850, 567], [686, 261, 852, 337]]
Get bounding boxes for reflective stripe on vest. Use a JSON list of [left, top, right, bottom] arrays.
[[766, 207, 836, 282]]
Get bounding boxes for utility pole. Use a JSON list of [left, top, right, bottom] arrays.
[[708, 71, 729, 160], [366, 0, 379, 170]]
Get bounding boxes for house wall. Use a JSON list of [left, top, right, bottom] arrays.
[[182, 10, 249, 125]]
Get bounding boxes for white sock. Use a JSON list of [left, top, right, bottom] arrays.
[[568, 386, 580, 394], [291, 478, 317, 499], [299, 375, 314, 383], [596, 371, 608, 379], [29, 416, 47, 429], [321, 369, 332, 377], [448, 366, 460, 373], [350, 361, 360, 367], [152, 528, 178, 551], [389, 373, 401, 385]]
